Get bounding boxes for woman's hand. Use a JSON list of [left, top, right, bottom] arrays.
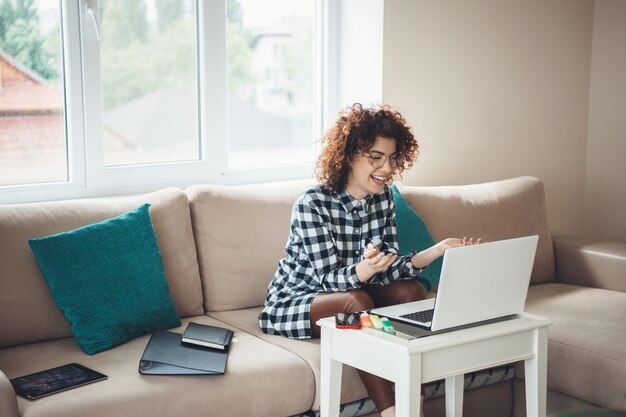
[[355, 243, 398, 282], [411, 237, 483, 269], [436, 237, 483, 256]]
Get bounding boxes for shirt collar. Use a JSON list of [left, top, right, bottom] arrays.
[[336, 189, 373, 213]]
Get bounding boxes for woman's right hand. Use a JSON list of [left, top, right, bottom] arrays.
[[356, 243, 398, 282], [363, 243, 398, 271]]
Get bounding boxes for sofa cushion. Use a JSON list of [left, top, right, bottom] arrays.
[[392, 184, 442, 291], [209, 307, 368, 410], [186, 181, 313, 312], [0, 316, 315, 417], [0, 188, 204, 348], [28, 204, 181, 355], [396, 176, 555, 284], [519, 283, 626, 409]]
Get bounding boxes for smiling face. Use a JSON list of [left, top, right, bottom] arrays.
[[345, 136, 397, 199]]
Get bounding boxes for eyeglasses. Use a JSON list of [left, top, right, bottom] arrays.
[[360, 153, 401, 169]]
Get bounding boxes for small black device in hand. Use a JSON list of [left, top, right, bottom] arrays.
[[335, 312, 361, 329]]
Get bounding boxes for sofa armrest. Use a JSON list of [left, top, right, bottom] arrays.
[[0, 370, 19, 417], [552, 234, 626, 292]]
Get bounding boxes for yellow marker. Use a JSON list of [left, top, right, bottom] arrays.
[[369, 314, 383, 330]]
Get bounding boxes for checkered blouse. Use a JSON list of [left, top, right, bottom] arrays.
[[259, 184, 425, 339]]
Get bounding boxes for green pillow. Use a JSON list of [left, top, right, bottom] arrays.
[[392, 184, 442, 292], [28, 204, 181, 355]]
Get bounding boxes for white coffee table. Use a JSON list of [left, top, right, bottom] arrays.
[[318, 312, 551, 417]]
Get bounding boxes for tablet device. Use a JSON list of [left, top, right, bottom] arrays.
[[10, 363, 107, 400]]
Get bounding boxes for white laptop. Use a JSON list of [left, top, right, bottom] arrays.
[[370, 235, 539, 332]]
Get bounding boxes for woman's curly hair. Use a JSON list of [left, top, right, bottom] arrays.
[[316, 103, 419, 192]]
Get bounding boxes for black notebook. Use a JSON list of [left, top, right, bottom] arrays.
[[139, 330, 228, 375], [182, 322, 234, 350]]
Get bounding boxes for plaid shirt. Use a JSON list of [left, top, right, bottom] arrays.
[[259, 184, 425, 339]]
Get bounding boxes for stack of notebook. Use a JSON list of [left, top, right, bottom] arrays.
[[139, 322, 234, 375]]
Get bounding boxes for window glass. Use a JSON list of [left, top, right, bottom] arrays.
[[0, 0, 66, 186], [100, 0, 198, 167], [226, 0, 315, 169]]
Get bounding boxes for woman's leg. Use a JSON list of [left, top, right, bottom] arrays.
[[310, 291, 396, 413], [362, 279, 427, 307]]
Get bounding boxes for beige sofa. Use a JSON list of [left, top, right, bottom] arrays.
[[0, 176, 624, 417]]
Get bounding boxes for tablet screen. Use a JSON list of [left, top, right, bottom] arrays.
[[10, 363, 107, 400]]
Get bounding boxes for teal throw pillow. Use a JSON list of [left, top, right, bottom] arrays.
[[28, 204, 181, 355], [392, 184, 442, 292]]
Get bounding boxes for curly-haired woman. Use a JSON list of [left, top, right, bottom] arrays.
[[259, 103, 480, 417]]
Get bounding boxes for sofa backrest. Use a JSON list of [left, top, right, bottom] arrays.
[[0, 188, 204, 348], [186, 181, 311, 312], [396, 176, 555, 284]]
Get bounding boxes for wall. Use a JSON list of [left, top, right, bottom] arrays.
[[584, 0, 626, 242], [383, 0, 595, 237]]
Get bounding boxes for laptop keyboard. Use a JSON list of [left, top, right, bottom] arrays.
[[400, 309, 434, 323]]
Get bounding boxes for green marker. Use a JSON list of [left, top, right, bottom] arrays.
[[380, 317, 395, 333]]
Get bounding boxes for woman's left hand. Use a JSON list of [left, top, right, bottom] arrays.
[[436, 237, 482, 256], [410, 236, 483, 270]]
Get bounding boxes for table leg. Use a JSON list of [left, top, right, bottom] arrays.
[[445, 374, 464, 417], [320, 326, 342, 417], [525, 326, 548, 417], [395, 353, 422, 417]]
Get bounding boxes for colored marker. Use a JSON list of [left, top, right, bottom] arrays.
[[360, 313, 372, 328], [369, 314, 383, 330], [380, 317, 395, 333]]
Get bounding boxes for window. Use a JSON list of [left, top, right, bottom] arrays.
[[99, 0, 199, 167], [226, 0, 315, 169], [0, 0, 383, 204]]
